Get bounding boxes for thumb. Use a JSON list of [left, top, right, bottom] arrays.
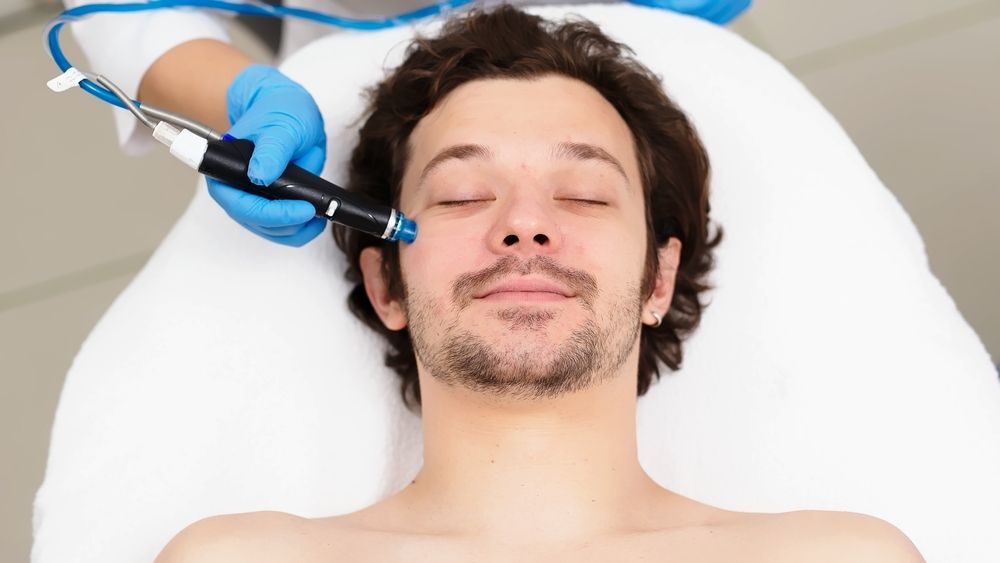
[[246, 122, 300, 186]]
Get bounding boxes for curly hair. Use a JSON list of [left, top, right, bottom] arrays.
[[332, 5, 722, 413]]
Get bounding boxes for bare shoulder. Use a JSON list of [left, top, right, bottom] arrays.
[[755, 510, 926, 563], [154, 510, 315, 562]]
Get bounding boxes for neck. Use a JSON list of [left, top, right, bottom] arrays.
[[390, 359, 667, 542]]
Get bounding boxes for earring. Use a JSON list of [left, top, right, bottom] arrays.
[[650, 311, 662, 328]]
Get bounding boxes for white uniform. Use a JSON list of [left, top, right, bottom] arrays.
[[64, 0, 612, 155]]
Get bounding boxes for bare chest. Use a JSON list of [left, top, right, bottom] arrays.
[[307, 523, 778, 563]]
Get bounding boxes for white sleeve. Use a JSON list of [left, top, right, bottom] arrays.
[[64, 1, 232, 155]]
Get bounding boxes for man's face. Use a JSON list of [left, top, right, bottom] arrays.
[[391, 75, 651, 400]]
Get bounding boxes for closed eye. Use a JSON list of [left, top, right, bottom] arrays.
[[562, 198, 608, 207], [438, 199, 488, 207], [437, 198, 608, 207]]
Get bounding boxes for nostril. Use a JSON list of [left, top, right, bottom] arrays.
[[533, 234, 549, 245], [503, 234, 518, 246]]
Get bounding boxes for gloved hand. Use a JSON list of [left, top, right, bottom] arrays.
[[625, 0, 751, 25], [207, 64, 328, 247]]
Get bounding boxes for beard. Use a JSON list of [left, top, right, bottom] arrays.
[[405, 256, 644, 401]]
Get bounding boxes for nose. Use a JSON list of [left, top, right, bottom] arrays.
[[486, 189, 562, 256]]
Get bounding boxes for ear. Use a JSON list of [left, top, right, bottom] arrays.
[[359, 247, 408, 331], [643, 237, 682, 327]]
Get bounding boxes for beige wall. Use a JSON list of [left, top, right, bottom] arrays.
[[2, 1, 997, 561]]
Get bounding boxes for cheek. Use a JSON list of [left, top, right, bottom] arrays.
[[399, 221, 481, 296], [577, 240, 643, 304], [563, 213, 647, 274]]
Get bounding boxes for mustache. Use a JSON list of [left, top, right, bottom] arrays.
[[451, 255, 599, 310]]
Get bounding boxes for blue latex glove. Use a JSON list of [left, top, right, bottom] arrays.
[[625, 0, 751, 25], [206, 64, 328, 247]]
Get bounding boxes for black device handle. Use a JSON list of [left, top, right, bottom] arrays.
[[198, 138, 394, 238]]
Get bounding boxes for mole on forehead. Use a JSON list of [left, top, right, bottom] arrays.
[[415, 141, 630, 191]]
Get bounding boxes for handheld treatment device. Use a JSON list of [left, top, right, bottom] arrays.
[[42, 0, 482, 245], [154, 123, 417, 243]]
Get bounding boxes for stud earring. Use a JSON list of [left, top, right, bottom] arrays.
[[650, 311, 662, 328]]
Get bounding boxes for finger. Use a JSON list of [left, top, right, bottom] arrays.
[[246, 198, 319, 229], [207, 179, 263, 220], [293, 144, 327, 176], [284, 217, 328, 247], [207, 180, 317, 228], [667, 0, 711, 11], [709, 0, 751, 25], [239, 216, 327, 247], [251, 223, 305, 237], [245, 122, 301, 186], [250, 215, 325, 237]]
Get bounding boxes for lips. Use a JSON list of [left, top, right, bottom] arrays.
[[473, 277, 576, 300]]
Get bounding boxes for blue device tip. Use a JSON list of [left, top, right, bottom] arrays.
[[391, 214, 418, 244]]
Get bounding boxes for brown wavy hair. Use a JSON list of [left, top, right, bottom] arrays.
[[333, 4, 722, 412]]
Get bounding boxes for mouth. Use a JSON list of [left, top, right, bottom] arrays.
[[473, 277, 576, 302], [478, 291, 571, 303]]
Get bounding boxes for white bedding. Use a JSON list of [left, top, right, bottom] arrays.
[[32, 4, 1000, 562]]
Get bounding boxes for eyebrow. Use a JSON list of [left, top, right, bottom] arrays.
[[415, 141, 631, 190]]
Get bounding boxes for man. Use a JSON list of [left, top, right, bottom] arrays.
[[157, 6, 925, 561]]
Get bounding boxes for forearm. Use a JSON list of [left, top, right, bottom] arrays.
[[138, 38, 254, 132]]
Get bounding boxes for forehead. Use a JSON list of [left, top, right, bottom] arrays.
[[402, 75, 641, 195]]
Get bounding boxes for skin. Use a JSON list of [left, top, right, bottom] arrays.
[[156, 75, 925, 562], [138, 39, 253, 131]]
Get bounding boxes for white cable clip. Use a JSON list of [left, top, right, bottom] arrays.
[[47, 67, 87, 92], [154, 122, 208, 171]]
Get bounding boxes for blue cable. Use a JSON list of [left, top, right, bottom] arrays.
[[44, 0, 475, 110]]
